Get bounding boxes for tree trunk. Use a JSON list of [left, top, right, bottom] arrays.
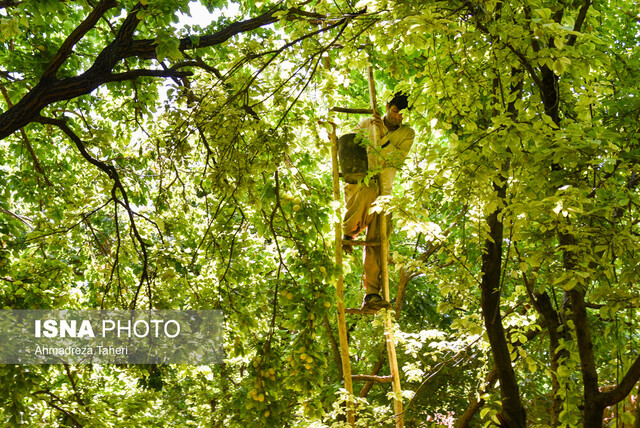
[[481, 180, 527, 427], [583, 404, 606, 428], [527, 286, 566, 426]]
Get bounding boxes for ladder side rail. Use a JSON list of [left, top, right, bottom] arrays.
[[329, 123, 356, 426]]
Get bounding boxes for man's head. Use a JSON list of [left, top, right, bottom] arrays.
[[385, 92, 409, 129]]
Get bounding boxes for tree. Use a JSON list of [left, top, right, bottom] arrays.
[[392, 0, 640, 425]]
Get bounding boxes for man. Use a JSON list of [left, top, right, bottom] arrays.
[[342, 92, 415, 312]]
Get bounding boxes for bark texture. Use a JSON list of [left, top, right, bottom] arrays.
[[480, 179, 527, 427]]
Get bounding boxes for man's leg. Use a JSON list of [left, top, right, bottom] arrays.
[[363, 209, 381, 293], [342, 182, 378, 239], [361, 208, 392, 311], [341, 181, 390, 311]]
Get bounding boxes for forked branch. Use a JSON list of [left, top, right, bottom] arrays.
[[34, 115, 150, 309]]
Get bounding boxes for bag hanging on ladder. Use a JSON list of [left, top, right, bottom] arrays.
[[337, 133, 369, 184]]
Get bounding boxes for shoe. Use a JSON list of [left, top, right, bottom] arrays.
[[342, 235, 353, 255], [361, 294, 392, 312]]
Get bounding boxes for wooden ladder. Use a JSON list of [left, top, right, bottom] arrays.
[[328, 66, 404, 427]]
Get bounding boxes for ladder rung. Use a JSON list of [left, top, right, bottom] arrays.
[[344, 308, 377, 315], [351, 374, 393, 383], [342, 240, 380, 246], [345, 307, 379, 315]]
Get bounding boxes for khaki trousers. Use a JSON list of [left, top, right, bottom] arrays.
[[342, 181, 382, 295]]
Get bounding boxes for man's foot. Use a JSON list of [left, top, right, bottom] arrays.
[[342, 235, 353, 255], [361, 294, 392, 313]]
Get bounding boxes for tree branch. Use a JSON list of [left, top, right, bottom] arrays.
[[0, 6, 283, 140], [125, 9, 282, 60], [456, 367, 499, 428], [473, 19, 544, 99], [108, 68, 193, 82], [0, 84, 54, 186], [600, 354, 640, 408], [34, 115, 150, 309], [42, 0, 118, 79], [35, 116, 116, 177], [33, 390, 83, 427], [0, 206, 33, 230], [567, 0, 592, 47]]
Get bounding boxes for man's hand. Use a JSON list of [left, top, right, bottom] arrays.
[[371, 111, 384, 141]]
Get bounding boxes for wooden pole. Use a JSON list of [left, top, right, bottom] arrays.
[[329, 122, 355, 426], [323, 28, 354, 424], [330, 107, 374, 114], [367, 65, 404, 428]]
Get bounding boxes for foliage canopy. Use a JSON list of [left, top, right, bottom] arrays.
[[1, 0, 640, 426]]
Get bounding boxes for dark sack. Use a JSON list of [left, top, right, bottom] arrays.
[[337, 133, 368, 184]]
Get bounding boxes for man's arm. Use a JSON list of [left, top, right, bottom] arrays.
[[379, 127, 415, 195]]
